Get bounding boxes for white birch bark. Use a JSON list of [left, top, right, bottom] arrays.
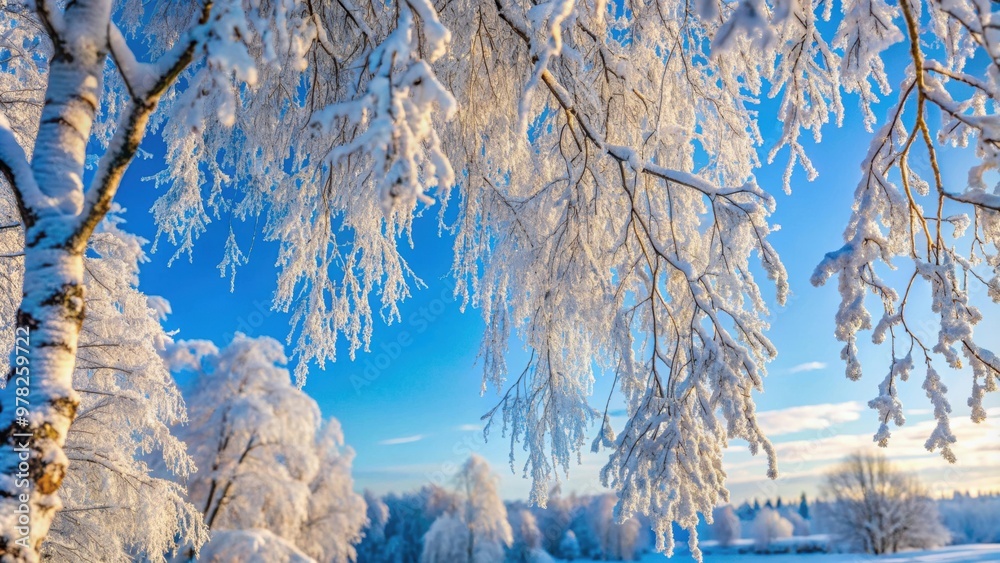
[[0, 1, 205, 558]]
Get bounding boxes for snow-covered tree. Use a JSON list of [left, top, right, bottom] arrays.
[[421, 514, 471, 563], [781, 509, 810, 537], [4, 0, 1000, 558], [939, 494, 1000, 544], [0, 0, 449, 554], [820, 452, 950, 554], [0, 2, 261, 553], [558, 530, 580, 561], [585, 494, 642, 561], [711, 505, 741, 547], [0, 184, 21, 380], [294, 420, 368, 562], [535, 488, 572, 555], [41, 214, 206, 561], [455, 455, 513, 559], [421, 456, 512, 563], [797, 493, 810, 521], [735, 501, 755, 522], [356, 491, 390, 562], [507, 508, 550, 563], [452, 0, 999, 552], [752, 507, 792, 552], [168, 335, 366, 561]]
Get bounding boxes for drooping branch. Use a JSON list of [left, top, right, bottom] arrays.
[[70, 8, 215, 252]]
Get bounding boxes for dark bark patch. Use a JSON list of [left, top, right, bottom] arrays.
[[35, 460, 65, 496], [34, 341, 73, 354], [39, 117, 87, 142], [15, 311, 38, 331], [50, 49, 74, 65], [49, 397, 78, 422], [39, 283, 86, 329]]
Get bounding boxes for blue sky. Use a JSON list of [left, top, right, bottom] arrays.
[[109, 45, 1000, 505]]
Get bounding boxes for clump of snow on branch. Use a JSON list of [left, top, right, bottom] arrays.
[[142, 0, 458, 382], [752, 507, 793, 552], [811, 0, 1000, 462]]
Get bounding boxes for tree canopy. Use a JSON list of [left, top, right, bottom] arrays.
[[0, 0, 999, 559]]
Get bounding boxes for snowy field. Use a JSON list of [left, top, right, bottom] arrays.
[[579, 543, 1000, 562]]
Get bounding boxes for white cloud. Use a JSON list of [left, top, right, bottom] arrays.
[[455, 424, 483, 432], [724, 406, 1000, 496], [789, 361, 827, 373], [755, 401, 864, 436], [378, 434, 425, 446]]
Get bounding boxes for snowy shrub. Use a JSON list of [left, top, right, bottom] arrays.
[[781, 509, 811, 537], [198, 529, 314, 562], [752, 508, 793, 552], [820, 452, 950, 554], [711, 505, 742, 547]]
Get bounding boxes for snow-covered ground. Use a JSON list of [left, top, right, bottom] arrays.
[[562, 543, 1000, 562]]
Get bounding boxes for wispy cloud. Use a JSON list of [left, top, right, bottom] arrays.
[[789, 361, 827, 373], [725, 406, 1000, 497], [455, 424, 482, 432], [755, 401, 864, 436], [378, 434, 425, 446]]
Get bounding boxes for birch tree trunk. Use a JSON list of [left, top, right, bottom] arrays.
[[0, 249, 86, 559], [0, 1, 204, 558], [0, 2, 108, 557]]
